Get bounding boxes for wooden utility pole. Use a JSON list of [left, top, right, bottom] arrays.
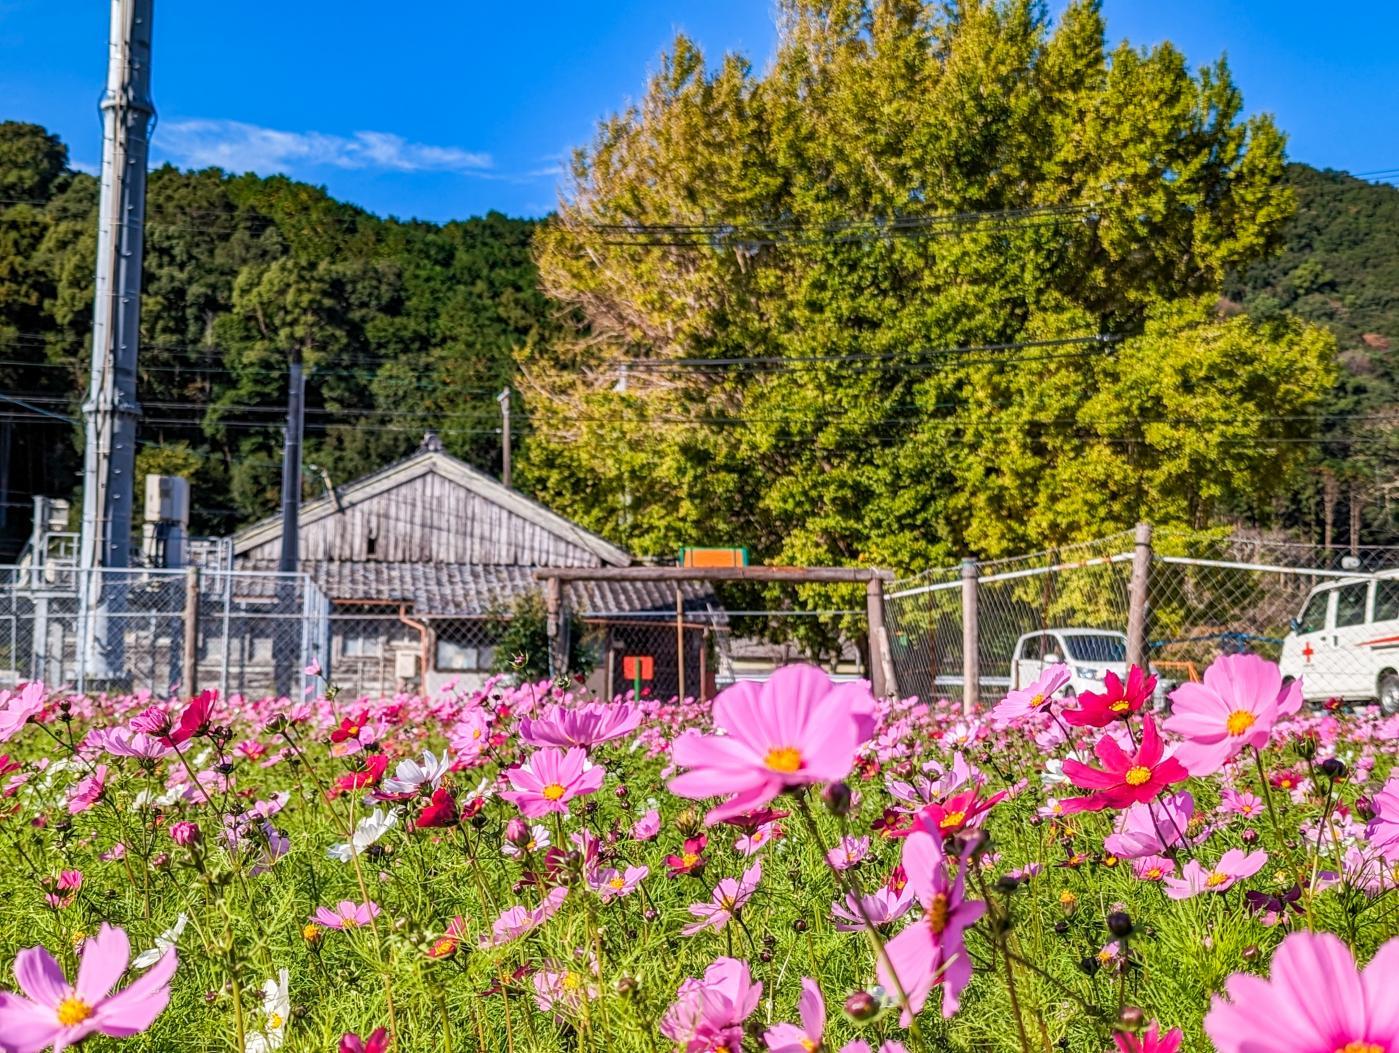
[[865, 576, 893, 698], [1126, 521, 1153, 669], [675, 585, 686, 699], [498, 387, 512, 489], [182, 565, 200, 695]]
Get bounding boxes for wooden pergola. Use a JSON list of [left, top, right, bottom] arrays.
[[534, 565, 898, 698]]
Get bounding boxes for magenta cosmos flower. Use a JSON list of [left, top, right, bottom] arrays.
[[764, 977, 825, 1053], [1162, 849, 1267, 899], [991, 665, 1071, 727], [500, 747, 604, 818], [1060, 715, 1187, 813], [1365, 772, 1399, 863], [877, 830, 985, 1023], [669, 665, 866, 825], [0, 922, 177, 1053], [1205, 930, 1399, 1053], [520, 701, 641, 750], [1063, 666, 1157, 727], [1163, 654, 1302, 776], [1104, 791, 1196, 859], [311, 900, 382, 930]]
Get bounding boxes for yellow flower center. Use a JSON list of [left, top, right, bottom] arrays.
[[765, 747, 803, 774], [347, 725, 359, 736], [1109, 700, 1131, 713], [1226, 710, 1256, 735], [563, 971, 583, 990], [609, 876, 626, 890], [1123, 766, 1152, 786], [926, 891, 950, 935], [472, 728, 482, 739], [801, 1040, 819, 1053], [431, 938, 456, 956], [269, 1013, 284, 1030], [342, 917, 359, 928], [681, 852, 699, 867], [1145, 867, 1162, 880], [939, 810, 966, 830], [302, 923, 320, 942], [1030, 693, 1047, 708], [1059, 890, 1078, 908], [541, 783, 567, 801], [1097, 947, 1115, 963], [720, 895, 737, 911], [1334, 1044, 1382, 1053], [1205, 871, 1230, 888], [56, 996, 93, 1027]]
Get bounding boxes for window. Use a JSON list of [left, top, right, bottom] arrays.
[[341, 632, 382, 659], [1298, 590, 1331, 634], [435, 639, 495, 673], [1375, 579, 1399, 623], [1335, 583, 1369, 628], [1065, 634, 1128, 663]]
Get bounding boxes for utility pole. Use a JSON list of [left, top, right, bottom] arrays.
[[497, 386, 512, 489], [278, 349, 305, 573], [78, 0, 155, 684]]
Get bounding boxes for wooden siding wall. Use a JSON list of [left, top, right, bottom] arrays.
[[241, 471, 603, 566]]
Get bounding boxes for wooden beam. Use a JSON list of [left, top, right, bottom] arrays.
[[534, 566, 894, 584]]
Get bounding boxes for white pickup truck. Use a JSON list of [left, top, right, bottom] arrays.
[[1008, 628, 1131, 698]]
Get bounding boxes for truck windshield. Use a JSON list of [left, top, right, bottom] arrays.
[[1064, 635, 1127, 663]]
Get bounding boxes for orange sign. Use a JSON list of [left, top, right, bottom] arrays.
[[680, 547, 749, 568], [622, 655, 654, 680]]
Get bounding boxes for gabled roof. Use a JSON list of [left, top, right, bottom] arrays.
[[231, 447, 632, 567]]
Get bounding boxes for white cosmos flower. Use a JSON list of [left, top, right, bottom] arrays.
[[327, 807, 398, 863], [244, 968, 290, 1052], [132, 912, 187, 969], [501, 823, 551, 858], [379, 749, 452, 796]]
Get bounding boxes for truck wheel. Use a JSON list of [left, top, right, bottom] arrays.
[[1379, 672, 1399, 716]]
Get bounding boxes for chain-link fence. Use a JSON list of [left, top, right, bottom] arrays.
[[0, 565, 328, 699], [885, 528, 1399, 713]]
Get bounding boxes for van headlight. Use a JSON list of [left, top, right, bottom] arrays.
[[1075, 666, 1102, 681]]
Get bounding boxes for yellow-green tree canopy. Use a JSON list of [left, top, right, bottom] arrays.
[[521, 0, 1334, 574]]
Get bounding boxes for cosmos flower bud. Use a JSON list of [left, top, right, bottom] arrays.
[[1106, 911, 1133, 938], [823, 780, 853, 816], [1118, 1005, 1144, 1029], [843, 991, 878, 1021], [168, 821, 201, 847], [1319, 757, 1346, 780]]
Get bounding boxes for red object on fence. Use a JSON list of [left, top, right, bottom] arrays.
[[622, 656, 654, 681]]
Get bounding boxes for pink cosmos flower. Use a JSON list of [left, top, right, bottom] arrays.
[[91, 728, 170, 761], [164, 689, 216, 747], [830, 884, 914, 932], [682, 861, 761, 936], [311, 900, 381, 930], [660, 957, 762, 1053], [480, 887, 568, 948], [500, 747, 604, 818], [1163, 654, 1302, 776], [520, 702, 641, 749], [447, 707, 491, 764], [67, 765, 109, 815], [764, 977, 824, 1053], [1059, 716, 1187, 813], [632, 809, 661, 841], [826, 835, 870, 871], [167, 821, 200, 847], [1162, 849, 1267, 899], [1220, 787, 1265, 819], [1365, 772, 1399, 863], [669, 665, 864, 825], [1130, 855, 1176, 882], [0, 922, 177, 1052], [0, 682, 46, 744], [877, 829, 985, 1023], [1104, 792, 1196, 859], [909, 785, 1006, 839], [1205, 930, 1399, 1053], [589, 864, 649, 902], [1063, 666, 1157, 727], [42, 870, 83, 909], [735, 821, 782, 856], [991, 665, 1071, 726], [1114, 1020, 1182, 1053]]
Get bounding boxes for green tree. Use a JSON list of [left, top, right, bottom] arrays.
[[520, 0, 1330, 592]]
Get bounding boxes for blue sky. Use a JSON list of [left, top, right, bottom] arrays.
[[1, 2, 1395, 221]]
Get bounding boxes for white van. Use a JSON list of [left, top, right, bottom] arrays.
[[1010, 628, 1130, 699], [1278, 572, 1399, 713]]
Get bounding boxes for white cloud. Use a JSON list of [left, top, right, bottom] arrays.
[[154, 119, 492, 176]]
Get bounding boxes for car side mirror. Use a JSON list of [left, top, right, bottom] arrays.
[[1044, 652, 1062, 664], [1289, 617, 1301, 633]]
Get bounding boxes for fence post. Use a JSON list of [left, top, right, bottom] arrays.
[[961, 558, 979, 714], [866, 576, 895, 698], [1126, 521, 1153, 669], [675, 585, 687, 700], [182, 566, 200, 697]]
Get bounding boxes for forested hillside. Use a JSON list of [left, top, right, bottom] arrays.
[[1228, 163, 1399, 544], [0, 120, 552, 555]]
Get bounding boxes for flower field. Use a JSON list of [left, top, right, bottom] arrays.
[[0, 656, 1394, 1053]]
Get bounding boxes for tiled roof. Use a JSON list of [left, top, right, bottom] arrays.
[[236, 559, 719, 619]]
